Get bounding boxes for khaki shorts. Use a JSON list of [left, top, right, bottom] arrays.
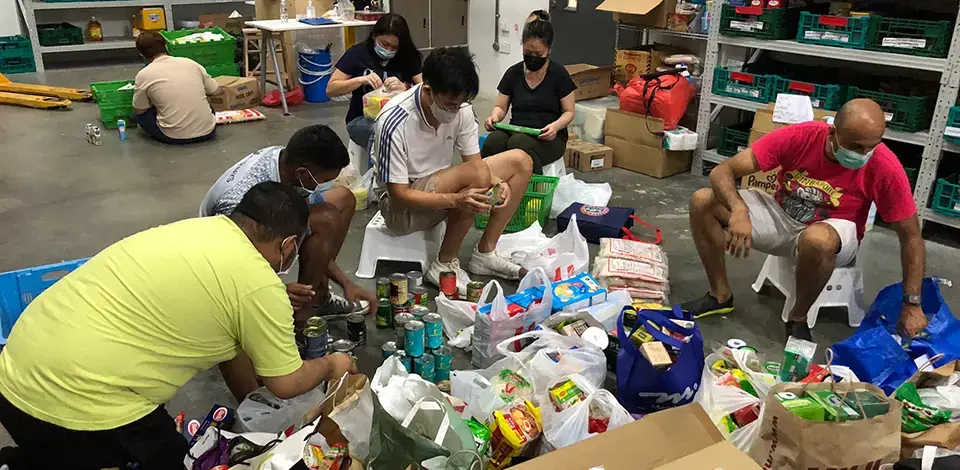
[[741, 189, 859, 267], [379, 171, 447, 235]]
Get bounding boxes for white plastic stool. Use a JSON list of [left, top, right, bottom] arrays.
[[348, 139, 369, 175], [541, 158, 567, 177], [355, 211, 446, 279], [751, 254, 866, 329]]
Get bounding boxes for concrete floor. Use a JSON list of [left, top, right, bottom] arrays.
[[3, 64, 960, 446]]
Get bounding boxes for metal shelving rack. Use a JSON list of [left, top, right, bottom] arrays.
[[21, 0, 250, 71], [692, 0, 960, 231]]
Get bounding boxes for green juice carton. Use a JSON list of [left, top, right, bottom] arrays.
[[807, 390, 862, 421], [775, 392, 825, 421], [842, 389, 890, 419]]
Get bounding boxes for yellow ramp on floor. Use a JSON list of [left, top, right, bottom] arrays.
[[0, 73, 91, 101], [0, 91, 71, 109]]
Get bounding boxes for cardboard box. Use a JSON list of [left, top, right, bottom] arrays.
[[565, 64, 615, 101], [209, 76, 261, 112], [597, 0, 678, 29], [566, 141, 614, 173], [741, 168, 780, 195], [748, 128, 768, 145], [199, 13, 254, 36], [752, 104, 837, 133], [614, 48, 664, 82], [511, 403, 762, 470], [605, 108, 663, 148], [607, 136, 691, 178]]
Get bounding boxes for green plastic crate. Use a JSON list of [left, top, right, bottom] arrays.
[[718, 122, 751, 157], [867, 16, 953, 58], [796, 12, 870, 49], [37, 22, 84, 47], [773, 77, 843, 110], [205, 62, 240, 78], [718, 5, 800, 40], [98, 104, 139, 130], [845, 86, 929, 132], [160, 27, 236, 66], [474, 175, 559, 233], [0, 56, 35, 74], [933, 174, 960, 218], [0, 35, 32, 60], [713, 67, 776, 103], [905, 167, 919, 188], [91, 79, 135, 105], [945, 106, 960, 145]]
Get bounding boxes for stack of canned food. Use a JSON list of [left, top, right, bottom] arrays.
[[297, 312, 367, 360]]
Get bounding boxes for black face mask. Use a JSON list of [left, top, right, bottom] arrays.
[[523, 54, 547, 72]]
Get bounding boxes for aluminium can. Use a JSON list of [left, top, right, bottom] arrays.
[[411, 305, 430, 320], [406, 270, 423, 288], [409, 286, 428, 307], [347, 313, 366, 346], [433, 345, 453, 381], [394, 312, 414, 348], [376, 277, 391, 299], [404, 320, 425, 357], [466, 281, 485, 303], [423, 313, 443, 349], [382, 341, 398, 359], [394, 350, 412, 371], [414, 353, 436, 382], [331, 339, 355, 355], [376, 299, 393, 329], [389, 273, 408, 306]]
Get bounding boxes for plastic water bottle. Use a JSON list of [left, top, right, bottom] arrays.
[[280, 0, 288, 22], [117, 119, 127, 141], [306, 0, 316, 18]]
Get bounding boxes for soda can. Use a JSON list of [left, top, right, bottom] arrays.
[[332, 339, 355, 356], [347, 313, 366, 346], [439, 271, 457, 298], [406, 270, 423, 289], [394, 312, 414, 348], [404, 320, 426, 357], [117, 119, 127, 141], [376, 277, 391, 299], [389, 273, 408, 306], [466, 281, 485, 303], [433, 345, 453, 381], [91, 126, 102, 146], [376, 299, 393, 329], [414, 353, 436, 382], [409, 286, 428, 307], [423, 313, 443, 349], [382, 340, 398, 359], [411, 305, 430, 320], [394, 349, 412, 371], [306, 316, 326, 329]]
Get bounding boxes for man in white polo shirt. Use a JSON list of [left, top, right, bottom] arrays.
[[372, 47, 534, 293]]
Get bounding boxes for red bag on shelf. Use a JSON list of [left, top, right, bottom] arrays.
[[613, 69, 695, 130]]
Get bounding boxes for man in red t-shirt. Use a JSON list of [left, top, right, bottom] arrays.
[[681, 99, 926, 342]]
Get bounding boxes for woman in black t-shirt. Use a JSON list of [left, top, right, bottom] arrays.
[[482, 10, 576, 174], [327, 13, 422, 146]]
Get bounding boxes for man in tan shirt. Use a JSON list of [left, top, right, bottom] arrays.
[[133, 32, 219, 144]]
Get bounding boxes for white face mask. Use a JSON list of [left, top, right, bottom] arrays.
[[298, 170, 334, 195], [428, 88, 460, 124], [276, 236, 299, 275]]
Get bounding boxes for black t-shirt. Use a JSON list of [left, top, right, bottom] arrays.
[[335, 43, 422, 123], [497, 60, 577, 131]]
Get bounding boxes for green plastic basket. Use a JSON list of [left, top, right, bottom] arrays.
[[946, 106, 960, 145], [0, 35, 32, 60], [718, 122, 752, 157], [796, 12, 870, 49], [37, 22, 84, 47], [474, 175, 559, 233], [160, 27, 236, 66], [867, 16, 953, 58], [845, 86, 929, 132], [773, 77, 843, 110], [91, 80, 136, 129], [718, 5, 800, 40], [98, 104, 139, 130], [933, 174, 960, 218], [205, 62, 240, 78], [713, 67, 776, 103], [0, 56, 35, 74]]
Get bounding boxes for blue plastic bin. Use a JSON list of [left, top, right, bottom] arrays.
[[0, 258, 89, 344]]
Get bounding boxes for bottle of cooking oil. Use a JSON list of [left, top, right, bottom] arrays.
[[88, 16, 103, 41]]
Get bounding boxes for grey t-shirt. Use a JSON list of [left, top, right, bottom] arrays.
[[200, 146, 283, 217]]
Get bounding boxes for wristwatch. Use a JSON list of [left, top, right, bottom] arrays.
[[903, 294, 922, 306]]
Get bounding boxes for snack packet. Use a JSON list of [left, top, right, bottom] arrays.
[[492, 369, 534, 403], [895, 382, 952, 433], [487, 400, 542, 469]]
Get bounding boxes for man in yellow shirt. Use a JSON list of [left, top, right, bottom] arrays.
[[0, 182, 355, 470]]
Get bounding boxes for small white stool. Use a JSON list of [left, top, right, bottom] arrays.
[[542, 158, 567, 177], [348, 139, 369, 175], [751, 254, 867, 329], [355, 211, 446, 279]]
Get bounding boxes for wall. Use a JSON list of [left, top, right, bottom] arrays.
[[468, 0, 548, 98], [0, 0, 21, 36], [548, 0, 615, 66]]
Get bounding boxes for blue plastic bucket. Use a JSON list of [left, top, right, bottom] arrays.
[[298, 50, 333, 103]]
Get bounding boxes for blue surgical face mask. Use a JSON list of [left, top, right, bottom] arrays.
[[298, 170, 334, 195], [832, 134, 874, 170], [375, 41, 396, 60]]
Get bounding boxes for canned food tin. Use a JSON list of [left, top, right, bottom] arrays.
[[382, 341, 398, 359], [404, 320, 426, 357], [411, 305, 430, 320], [393, 302, 411, 315], [433, 345, 453, 381], [389, 273, 408, 306], [423, 313, 443, 349], [306, 316, 326, 329], [394, 350, 412, 371], [376, 277, 391, 299], [406, 270, 423, 288], [347, 313, 367, 346], [304, 326, 328, 357], [727, 338, 747, 350], [437, 380, 451, 393], [439, 271, 457, 298], [332, 339, 355, 355], [414, 353, 436, 382], [409, 286, 428, 307], [394, 312, 414, 348], [376, 299, 393, 329], [466, 281, 485, 303]]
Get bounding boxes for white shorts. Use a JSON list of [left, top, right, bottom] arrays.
[[741, 189, 859, 267]]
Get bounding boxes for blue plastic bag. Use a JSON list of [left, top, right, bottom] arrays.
[[831, 327, 911, 394], [616, 305, 704, 414]]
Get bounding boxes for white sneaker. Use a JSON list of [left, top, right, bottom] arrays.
[[425, 258, 472, 297], [467, 246, 522, 280]]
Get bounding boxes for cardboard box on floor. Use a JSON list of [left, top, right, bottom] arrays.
[[512, 404, 761, 470], [604, 108, 692, 178], [565, 64, 615, 101], [752, 103, 837, 133], [598, 0, 679, 29], [209, 76, 261, 111], [565, 140, 614, 173]]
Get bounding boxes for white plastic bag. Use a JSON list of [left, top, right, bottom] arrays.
[[448, 325, 473, 349], [236, 386, 326, 433], [372, 356, 446, 422], [520, 215, 589, 282], [540, 374, 633, 451], [696, 350, 764, 452], [550, 174, 612, 219], [496, 329, 607, 395], [495, 221, 550, 265], [435, 293, 476, 341], [471, 269, 554, 368], [325, 373, 374, 461]]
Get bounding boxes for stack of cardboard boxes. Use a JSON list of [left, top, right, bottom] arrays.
[[604, 109, 693, 178], [564, 140, 614, 173]]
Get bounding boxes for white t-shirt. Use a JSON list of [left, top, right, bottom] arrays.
[[372, 84, 480, 187], [199, 146, 282, 217]]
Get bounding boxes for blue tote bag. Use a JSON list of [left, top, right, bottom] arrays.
[[616, 305, 704, 414]]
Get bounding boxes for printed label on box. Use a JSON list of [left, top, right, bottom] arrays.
[[590, 158, 605, 169], [945, 126, 960, 138], [882, 37, 926, 49], [730, 20, 764, 31]]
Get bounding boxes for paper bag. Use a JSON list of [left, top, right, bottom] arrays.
[[303, 374, 370, 454], [749, 382, 901, 468], [900, 360, 960, 458]]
